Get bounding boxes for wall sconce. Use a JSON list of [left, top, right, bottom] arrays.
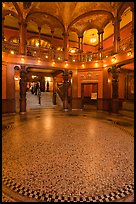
[[10, 50, 14, 55], [127, 51, 132, 57], [104, 66, 107, 69], [111, 56, 116, 63], [73, 59, 75, 62], [65, 61, 68, 67], [32, 75, 37, 79], [52, 61, 55, 66], [82, 64, 85, 68], [108, 79, 111, 83], [14, 76, 19, 81], [95, 62, 98, 67], [21, 57, 24, 63], [45, 55, 48, 59]]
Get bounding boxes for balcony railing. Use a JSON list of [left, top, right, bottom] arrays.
[[2, 36, 133, 63], [119, 35, 133, 52]]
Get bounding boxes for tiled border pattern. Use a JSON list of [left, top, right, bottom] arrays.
[[2, 176, 134, 202]]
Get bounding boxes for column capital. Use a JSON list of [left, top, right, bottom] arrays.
[[38, 26, 41, 32], [18, 21, 27, 27], [97, 29, 104, 35], [51, 29, 54, 34], [62, 32, 69, 37]]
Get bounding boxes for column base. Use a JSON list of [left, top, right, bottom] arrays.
[[64, 109, 69, 112], [112, 99, 119, 113], [20, 111, 26, 115]]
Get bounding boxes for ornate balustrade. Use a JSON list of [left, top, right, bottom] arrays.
[[2, 41, 19, 55], [2, 36, 133, 63], [119, 35, 133, 52]]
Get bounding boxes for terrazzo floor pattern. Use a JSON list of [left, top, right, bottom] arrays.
[[2, 108, 134, 202]]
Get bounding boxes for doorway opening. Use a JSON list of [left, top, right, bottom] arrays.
[[81, 82, 98, 110]]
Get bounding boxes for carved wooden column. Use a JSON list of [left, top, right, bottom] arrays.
[[63, 32, 69, 61], [108, 65, 120, 113], [40, 76, 45, 92], [19, 65, 27, 113], [2, 17, 5, 41], [53, 77, 56, 105], [113, 17, 121, 54], [19, 21, 27, 55], [63, 70, 69, 111]]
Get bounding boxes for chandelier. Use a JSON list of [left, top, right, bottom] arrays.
[[90, 34, 97, 44]]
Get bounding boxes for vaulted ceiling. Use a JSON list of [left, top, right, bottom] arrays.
[[2, 2, 133, 45]]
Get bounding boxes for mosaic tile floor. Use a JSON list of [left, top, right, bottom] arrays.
[[2, 108, 134, 202]]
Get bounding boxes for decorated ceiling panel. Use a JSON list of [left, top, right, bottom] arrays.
[[2, 2, 133, 45]]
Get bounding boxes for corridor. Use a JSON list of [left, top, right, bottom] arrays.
[[2, 93, 134, 202]]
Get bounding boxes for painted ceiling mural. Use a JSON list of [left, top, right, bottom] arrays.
[[2, 2, 133, 46]]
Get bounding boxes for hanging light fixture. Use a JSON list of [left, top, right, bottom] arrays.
[[90, 34, 97, 44]]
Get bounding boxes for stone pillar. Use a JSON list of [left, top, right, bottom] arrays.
[[53, 77, 56, 105], [38, 26, 41, 47], [97, 30, 104, 60], [113, 17, 121, 54], [40, 76, 45, 92], [63, 70, 69, 111], [19, 21, 27, 55], [108, 65, 120, 113], [78, 34, 83, 61], [19, 65, 27, 113], [97, 32, 100, 51], [38, 26, 41, 56], [2, 17, 5, 41], [63, 32, 69, 61], [51, 29, 55, 60]]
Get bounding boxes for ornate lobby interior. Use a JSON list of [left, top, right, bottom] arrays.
[[2, 2, 134, 202]]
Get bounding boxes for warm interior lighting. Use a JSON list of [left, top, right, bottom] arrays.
[[58, 57, 61, 60], [38, 59, 41, 63], [106, 55, 108, 58], [2, 3, 5, 7], [111, 56, 116, 62], [90, 34, 97, 44], [70, 49, 76, 53], [108, 79, 111, 83], [82, 64, 85, 68], [36, 42, 39, 47], [10, 50, 14, 55], [65, 62, 68, 67], [127, 51, 132, 57], [45, 77, 51, 82], [95, 62, 98, 67], [52, 61, 55, 65], [45, 55, 48, 58], [73, 59, 75, 62], [21, 57, 24, 62], [32, 75, 37, 79], [14, 77, 19, 81]]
